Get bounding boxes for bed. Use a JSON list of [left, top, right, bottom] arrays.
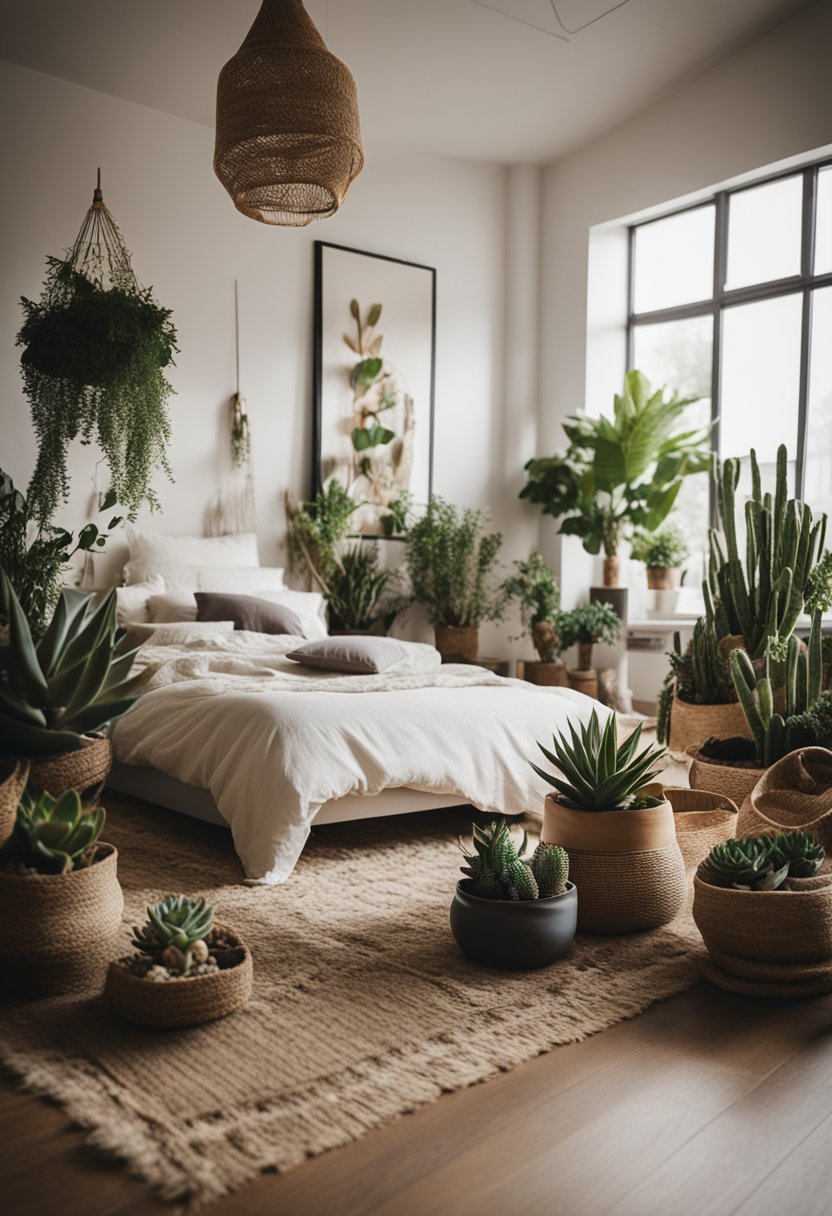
[[109, 630, 605, 884]]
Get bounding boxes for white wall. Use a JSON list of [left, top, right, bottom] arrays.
[[0, 60, 519, 649]]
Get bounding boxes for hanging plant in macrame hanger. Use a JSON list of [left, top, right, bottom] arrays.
[[206, 280, 256, 536], [16, 170, 177, 526]]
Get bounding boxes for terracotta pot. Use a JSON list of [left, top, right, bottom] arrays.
[[450, 881, 577, 969], [567, 668, 598, 699], [602, 555, 619, 587], [27, 734, 113, 797], [646, 567, 681, 591], [434, 625, 479, 663], [542, 788, 686, 934], [736, 747, 832, 852], [521, 659, 568, 687], [663, 787, 738, 873], [668, 695, 750, 754], [0, 759, 28, 851], [0, 844, 124, 996], [688, 748, 766, 809]]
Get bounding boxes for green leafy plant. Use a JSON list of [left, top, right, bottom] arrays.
[[630, 523, 689, 569], [16, 788, 106, 874], [769, 830, 825, 878], [131, 894, 214, 973], [533, 709, 666, 811], [327, 543, 402, 633], [0, 570, 152, 758], [656, 619, 737, 745], [344, 300, 397, 457], [705, 832, 824, 891], [557, 601, 620, 670], [520, 370, 709, 562], [501, 552, 561, 662], [459, 818, 569, 901], [0, 468, 123, 638], [403, 498, 506, 628]]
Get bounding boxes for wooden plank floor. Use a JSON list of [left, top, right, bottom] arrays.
[[3, 981, 831, 1216]]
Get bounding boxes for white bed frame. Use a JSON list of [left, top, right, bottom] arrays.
[[106, 761, 468, 828]]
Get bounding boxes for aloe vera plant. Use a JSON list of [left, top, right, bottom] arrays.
[[459, 819, 569, 900], [533, 709, 666, 811], [0, 569, 151, 758], [132, 895, 215, 972], [17, 788, 106, 873]]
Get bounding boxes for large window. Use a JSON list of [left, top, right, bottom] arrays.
[[628, 160, 832, 574]]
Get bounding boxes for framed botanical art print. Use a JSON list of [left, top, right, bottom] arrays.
[[312, 241, 436, 535]]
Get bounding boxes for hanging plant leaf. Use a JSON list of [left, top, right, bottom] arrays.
[[352, 425, 395, 452], [369, 335, 383, 356], [366, 303, 382, 327], [350, 357, 383, 395], [349, 299, 360, 321]]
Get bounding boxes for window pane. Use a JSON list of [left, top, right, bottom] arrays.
[[720, 295, 802, 476], [632, 316, 713, 586], [815, 167, 832, 275], [633, 206, 714, 313], [804, 287, 832, 521], [725, 176, 802, 289]]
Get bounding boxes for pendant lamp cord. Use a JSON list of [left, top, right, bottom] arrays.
[[234, 279, 240, 396], [466, 0, 630, 40], [549, 1, 630, 35]]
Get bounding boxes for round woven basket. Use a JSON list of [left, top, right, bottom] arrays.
[[27, 734, 113, 797], [0, 845, 123, 995], [688, 748, 765, 808], [434, 626, 479, 664], [735, 747, 832, 851], [105, 926, 253, 1028], [567, 668, 598, 699], [700, 957, 832, 998], [0, 759, 28, 850], [668, 695, 749, 754], [664, 787, 738, 873], [520, 660, 568, 687], [693, 871, 832, 965]]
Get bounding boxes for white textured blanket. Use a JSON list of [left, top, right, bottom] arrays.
[[113, 633, 605, 883]]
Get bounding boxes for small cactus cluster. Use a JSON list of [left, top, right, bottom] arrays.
[[16, 788, 105, 873], [131, 894, 214, 974], [705, 831, 824, 891], [460, 819, 568, 901]]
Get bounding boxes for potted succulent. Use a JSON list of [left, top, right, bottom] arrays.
[[557, 601, 620, 698], [535, 709, 686, 933], [0, 570, 152, 794], [657, 619, 749, 753], [105, 894, 253, 1027], [404, 497, 506, 662], [0, 788, 124, 994], [450, 819, 576, 968], [693, 831, 832, 996], [630, 523, 688, 617], [501, 552, 566, 686]]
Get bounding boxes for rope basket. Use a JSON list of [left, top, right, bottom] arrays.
[[669, 694, 749, 754], [0, 759, 28, 850], [664, 787, 738, 872], [566, 845, 686, 934], [567, 669, 598, 699], [700, 956, 832, 998], [105, 926, 253, 1028], [27, 734, 112, 797], [688, 747, 765, 808], [434, 626, 479, 664], [692, 871, 832, 966], [519, 660, 569, 687], [735, 747, 832, 851], [0, 845, 124, 995]]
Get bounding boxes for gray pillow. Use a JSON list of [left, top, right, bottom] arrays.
[[286, 637, 407, 674], [195, 592, 306, 637]]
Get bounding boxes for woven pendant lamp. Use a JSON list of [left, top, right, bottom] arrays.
[[214, 0, 364, 226]]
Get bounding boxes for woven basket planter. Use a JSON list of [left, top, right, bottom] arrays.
[[0, 759, 28, 850], [693, 870, 832, 997], [664, 787, 738, 873], [434, 626, 478, 664], [668, 695, 749, 754], [0, 845, 124, 996], [106, 926, 253, 1028], [519, 660, 568, 687], [688, 748, 765, 808], [542, 790, 686, 934], [566, 668, 598, 699], [735, 747, 832, 852], [27, 734, 113, 797]]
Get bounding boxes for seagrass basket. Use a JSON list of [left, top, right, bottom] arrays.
[[688, 748, 765, 808], [736, 747, 832, 851], [664, 787, 738, 873], [668, 695, 749, 754], [0, 759, 28, 850], [27, 734, 113, 797], [106, 925, 253, 1028]]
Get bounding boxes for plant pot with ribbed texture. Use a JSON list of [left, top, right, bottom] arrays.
[[668, 695, 749, 754], [521, 659, 568, 687], [106, 925, 253, 1028], [735, 747, 832, 852], [567, 668, 598, 698], [646, 566, 681, 591], [542, 788, 686, 934], [27, 734, 113, 798], [434, 625, 478, 664], [0, 759, 28, 850], [450, 880, 577, 969], [664, 787, 738, 873], [0, 844, 123, 996], [688, 745, 765, 808]]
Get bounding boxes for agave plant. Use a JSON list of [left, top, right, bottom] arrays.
[[0, 568, 152, 758], [533, 709, 666, 811], [459, 819, 568, 901], [17, 788, 105, 873], [132, 895, 215, 972], [706, 838, 789, 891]]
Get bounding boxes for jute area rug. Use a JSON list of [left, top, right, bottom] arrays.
[[1, 781, 704, 1209]]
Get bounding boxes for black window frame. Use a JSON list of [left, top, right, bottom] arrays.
[[627, 157, 832, 510]]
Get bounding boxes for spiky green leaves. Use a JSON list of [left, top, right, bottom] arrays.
[[533, 709, 666, 811], [706, 831, 825, 890], [17, 788, 105, 873], [132, 895, 214, 959], [459, 820, 568, 901]]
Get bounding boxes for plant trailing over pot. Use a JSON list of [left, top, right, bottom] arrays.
[[450, 818, 577, 968], [16, 173, 177, 526], [536, 709, 686, 932], [105, 893, 253, 1027], [630, 522, 688, 590], [501, 551, 564, 683], [520, 370, 710, 587], [557, 601, 620, 677], [404, 497, 506, 661], [0, 468, 123, 639]]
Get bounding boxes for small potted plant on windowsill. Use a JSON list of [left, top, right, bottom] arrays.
[[535, 709, 686, 933], [630, 523, 688, 615], [557, 601, 621, 699], [450, 819, 576, 968], [501, 552, 566, 686]]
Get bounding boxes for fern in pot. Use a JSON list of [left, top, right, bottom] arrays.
[[534, 709, 685, 933], [502, 552, 565, 685]]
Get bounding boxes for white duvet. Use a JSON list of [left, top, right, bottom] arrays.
[[112, 632, 607, 884]]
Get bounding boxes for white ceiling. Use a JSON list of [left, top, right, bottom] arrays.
[[0, 0, 813, 163]]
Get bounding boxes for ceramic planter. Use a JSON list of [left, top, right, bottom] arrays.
[[0, 759, 28, 850], [450, 880, 577, 969], [26, 734, 113, 797], [542, 788, 686, 934], [668, 695, 750, 754], [0, 844, 124, 995], [735, 747, 832, 852], [664, 787, 738, 873], [434, 625, 479, 663], [646, 567, 681, 591]]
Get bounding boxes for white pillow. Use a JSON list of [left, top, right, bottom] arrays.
[[126, 562, 285, 595], [115, 575, 166, 625], [148, 592, 197, 623], [148, 587, 328, 640], [124, 527, 260, 584], [129, 620, 236, 645]]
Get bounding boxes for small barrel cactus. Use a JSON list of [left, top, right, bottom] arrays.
[[16, 788, 105, 873], [460, 819, 569, 901], [132, 894, 214, 973]]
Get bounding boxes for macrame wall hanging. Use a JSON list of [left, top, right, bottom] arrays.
[[206, 281, 257, 536]]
